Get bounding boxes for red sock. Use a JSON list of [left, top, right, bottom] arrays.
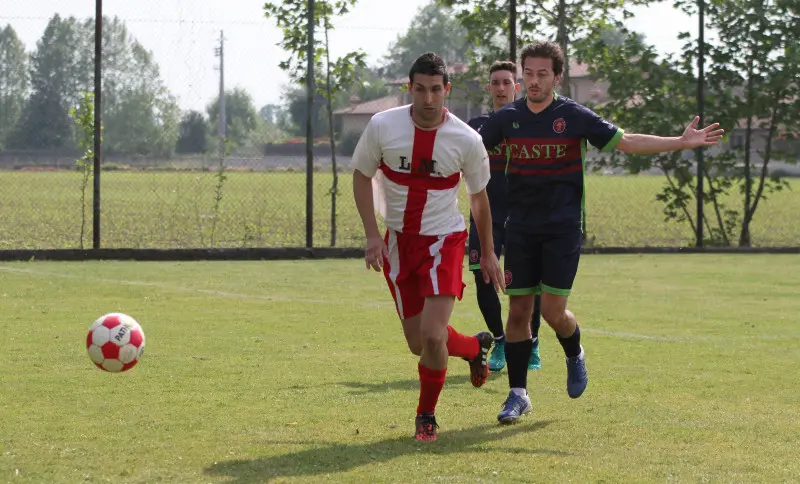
[[417, 363, 447, 415], [446, 325, 480, 359]]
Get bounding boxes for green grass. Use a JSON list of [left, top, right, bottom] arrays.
[[1, 254, 799, 482], [0, 170, 798, 249]]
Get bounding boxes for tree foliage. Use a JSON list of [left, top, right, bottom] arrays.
[[575, 0, 800, 246], [264, 0, 368, 246], [380, 2, 472, 79], [4, 15, 179, 157], [0, 25, 29, 150]]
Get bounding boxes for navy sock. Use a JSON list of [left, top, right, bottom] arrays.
[[557, 324, 581, 358], [474, 271, 504, 338], [506, 339, 533, 389]]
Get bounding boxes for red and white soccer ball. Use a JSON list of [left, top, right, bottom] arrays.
[[86, 313, 146, 373]]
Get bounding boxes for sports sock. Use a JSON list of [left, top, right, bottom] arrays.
[[474, 271, 505, 338], [531, 294, 542, 340], [506, 339, 533, 390], [557, 323, 582, 358], [446, 325, 479, 359], [417, 363, 447, 415], [510, 387, 527, 397]]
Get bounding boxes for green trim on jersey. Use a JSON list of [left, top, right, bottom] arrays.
[[541, 284, 571, 296], [469, 263, 481, 271], [602, 128, 624, 153]]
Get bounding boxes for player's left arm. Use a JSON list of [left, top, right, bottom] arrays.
[[616, 116, 725, 154], [463, 135, 505, 293], [582, 106, 724, 155]]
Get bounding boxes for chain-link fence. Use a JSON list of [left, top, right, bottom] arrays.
[[0, 1, 798, 250]]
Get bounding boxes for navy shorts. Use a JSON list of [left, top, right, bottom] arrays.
[[467, 215, 504, 271], [503, 227, 582, 296]]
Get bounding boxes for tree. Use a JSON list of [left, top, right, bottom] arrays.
[[575, 1, 800, 247], [279, 85, 324, 136], [333, 66, 390, 107], [69, 91, 96, 248], [675, 0, 800, 247], [176, 110, 209, 154], [8, 15, 91, 150], [206, 87, 260, 152], [259, 104, 280, 125], [100, 17, 180, 157], [0, 25, 29, 150], [573, 25, 723, 241], [317, 1, 367, 247], [380, 1, 472, 80], [8, 15, 180, 156], [440, 0, 649, 97], [264, 0, 366, 247]]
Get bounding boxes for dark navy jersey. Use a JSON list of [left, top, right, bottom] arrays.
[[467, 112, 508, 225], [479, 94, 623, 234]]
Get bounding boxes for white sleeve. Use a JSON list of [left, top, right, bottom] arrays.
[[462, 133, 491, 195], [349, 117, 382, 177]]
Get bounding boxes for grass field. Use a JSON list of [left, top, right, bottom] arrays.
[[1, 254, 799, 482], [1, 170, 798, 250]]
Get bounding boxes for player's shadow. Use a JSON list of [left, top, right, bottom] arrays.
[[341, 374, 503, 395], [290, 374, 506, 395], [204, 420, 565, 484]]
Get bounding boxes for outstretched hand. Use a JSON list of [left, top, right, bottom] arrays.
[[681, 116, 725, 149]]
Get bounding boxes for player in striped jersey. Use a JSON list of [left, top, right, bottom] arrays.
[[480, 41, 724, 423], [466, 60, 544, 374], [351, 52, 506, 441]]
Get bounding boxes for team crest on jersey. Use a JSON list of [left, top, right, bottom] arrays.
[[512, 122, 520, 129], [553, 118, 566, 134], [504, 270, 513, 286], [469, 249, 479, 263]]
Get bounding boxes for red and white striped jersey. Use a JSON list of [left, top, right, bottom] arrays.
[[351, 105, 491, 236]]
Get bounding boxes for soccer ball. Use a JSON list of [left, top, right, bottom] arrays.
[[86, 313, 146, 372]]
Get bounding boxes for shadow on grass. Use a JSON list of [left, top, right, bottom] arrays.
[[205, 420, 565, 483], [289, 372, 508, 395]]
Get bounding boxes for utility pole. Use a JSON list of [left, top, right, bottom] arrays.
[[214, 30, 226, 158]]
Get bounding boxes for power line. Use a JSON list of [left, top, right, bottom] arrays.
[[0, 15, 405, 30]]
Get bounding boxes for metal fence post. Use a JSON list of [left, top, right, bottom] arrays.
[[695, 0, 705, 247], [92, 0, 103, 249], [305, 0, 315, 249]]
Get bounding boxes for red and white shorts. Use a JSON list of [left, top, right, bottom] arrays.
[[382, 229, 467, 320]]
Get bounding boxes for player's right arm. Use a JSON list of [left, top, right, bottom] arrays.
[[351, 118, 388, 272]]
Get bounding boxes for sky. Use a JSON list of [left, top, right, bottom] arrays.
[[0, 0, 699, 113]]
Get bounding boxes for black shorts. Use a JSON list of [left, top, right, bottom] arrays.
[[503, 227, 582, 296], [467, 215, 504, 271]]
